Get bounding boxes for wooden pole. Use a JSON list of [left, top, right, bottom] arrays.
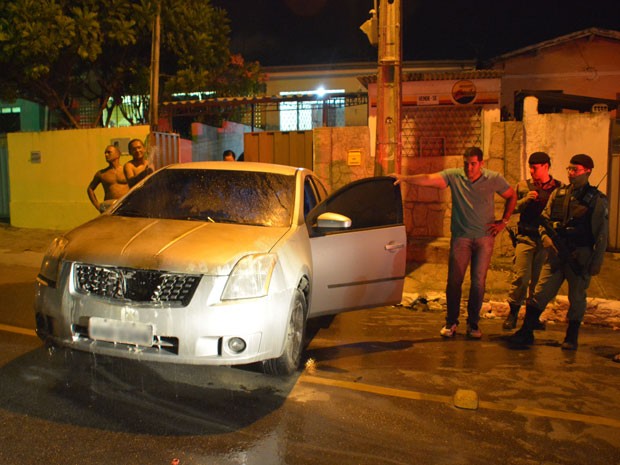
[[149, 1, 161, 132]]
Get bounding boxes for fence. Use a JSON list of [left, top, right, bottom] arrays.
[[0, 135, 8, 220], [149, 131, 180, 169]]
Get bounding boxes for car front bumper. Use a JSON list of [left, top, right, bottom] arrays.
[[34, 266, 294, 366]]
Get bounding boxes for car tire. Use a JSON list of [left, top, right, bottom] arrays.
[[263, 289, 306, 376]]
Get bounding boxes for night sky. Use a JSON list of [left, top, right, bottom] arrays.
[[211, 0, 620, 66]]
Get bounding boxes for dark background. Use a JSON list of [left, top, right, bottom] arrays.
[[211, 0, 620, 66]]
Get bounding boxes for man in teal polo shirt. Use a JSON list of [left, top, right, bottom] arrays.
[[394, 147, 517, 339]]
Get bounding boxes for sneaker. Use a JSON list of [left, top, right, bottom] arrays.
[[440, 324, 457, 338], [467, 324, 482, 339]]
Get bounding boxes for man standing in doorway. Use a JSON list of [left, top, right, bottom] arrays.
[[124, 138, 154, 187], [509, 154, 608, 350], [394, 147, 517, 339], [503, 152, 561, 330], [87, 145, 129, 212]]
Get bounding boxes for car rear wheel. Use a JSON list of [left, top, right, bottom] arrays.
[[263, 289, 306, 376]]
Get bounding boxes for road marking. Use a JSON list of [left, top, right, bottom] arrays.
[[1, 325, 617, 430], [0, 323, 37, 337], [300, 374, 620, 429]]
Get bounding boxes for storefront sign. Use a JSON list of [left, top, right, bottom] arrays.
[[417, 95, 439, 106], [451, 80, 477, 104]]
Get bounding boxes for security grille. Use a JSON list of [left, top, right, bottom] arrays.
[[279, 97, 345, 131], [77, 99, 99, 127], [240, 106, 263, 128], [402, 106, 483, 157], [160, 93, 367, 131]]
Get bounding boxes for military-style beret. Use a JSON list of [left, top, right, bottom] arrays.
[[570, 154, 594, 169]]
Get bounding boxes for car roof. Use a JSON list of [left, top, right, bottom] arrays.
[[165, 161, 311, 176]]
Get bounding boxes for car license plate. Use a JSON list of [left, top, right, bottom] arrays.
[[89, 317, 154, 346]]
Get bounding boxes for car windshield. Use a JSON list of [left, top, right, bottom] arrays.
[[113, 168, 295, 227]]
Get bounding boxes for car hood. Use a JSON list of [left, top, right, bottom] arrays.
[[61, 215, 290, 275]]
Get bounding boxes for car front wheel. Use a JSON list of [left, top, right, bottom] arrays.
[[263, 289, 306, 376]]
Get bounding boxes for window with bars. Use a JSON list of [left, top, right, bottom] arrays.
[[77, 99, 99, 127], [279, 90, 345, 131], [240, 106, 263, 128], [402, 106, 483, 157]]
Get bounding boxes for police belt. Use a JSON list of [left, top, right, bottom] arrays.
[[556, 226, 594, 248], [517, 223, 540, 238]]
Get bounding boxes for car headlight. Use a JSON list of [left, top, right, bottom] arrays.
[[221, 253, 277, 300], [37, 236, 68, 287]]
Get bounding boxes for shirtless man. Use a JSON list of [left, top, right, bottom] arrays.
[[87, 145, 129, 212], [124, 138, 154, 187]]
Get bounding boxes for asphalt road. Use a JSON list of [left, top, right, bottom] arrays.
[[1, 260, 619, 465]]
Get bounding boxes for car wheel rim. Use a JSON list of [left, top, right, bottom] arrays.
[[288, 300, 304, 361]]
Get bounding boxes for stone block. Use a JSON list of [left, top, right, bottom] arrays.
[[454, 389, 479, 410]]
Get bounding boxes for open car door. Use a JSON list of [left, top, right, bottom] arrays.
[[306, 176, 406, 317]]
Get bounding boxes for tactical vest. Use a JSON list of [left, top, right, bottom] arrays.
[[549, 184, 599, 248], [518, 178, 561, 236]]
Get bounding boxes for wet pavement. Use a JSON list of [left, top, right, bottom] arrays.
[[1, 224, 619, 464], [1, 302, 619, 464]]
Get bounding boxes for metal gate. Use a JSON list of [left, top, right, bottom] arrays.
[[149, 131, 180, 169], [0, 135, 9, 221], [243, 131, 313, 169], [609, 119, 620, 251], [401, 105, 483, 157]]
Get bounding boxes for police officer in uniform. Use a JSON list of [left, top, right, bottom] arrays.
[[503, 152, 561, 330], [509, 154, 608, 350]]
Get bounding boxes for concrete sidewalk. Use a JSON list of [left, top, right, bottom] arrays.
[[403, 242, 620, 329]]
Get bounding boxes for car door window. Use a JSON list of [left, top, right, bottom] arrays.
[[306, 176, 403, 234], [303, 175, 329, 218], [303, 178, 319, 218], [306, 176, 406, 316]]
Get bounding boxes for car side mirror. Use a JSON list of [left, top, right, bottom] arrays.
[[316, 212, 352, 229]]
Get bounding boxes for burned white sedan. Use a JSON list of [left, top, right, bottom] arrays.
[[35, 162, 406, 375]]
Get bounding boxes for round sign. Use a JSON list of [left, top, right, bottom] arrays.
[[452, 80, 477, 104]]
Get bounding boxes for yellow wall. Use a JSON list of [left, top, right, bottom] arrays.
[[8, 126, 150, 230]]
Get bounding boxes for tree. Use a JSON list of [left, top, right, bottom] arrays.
[[0, 0, 265, 128]]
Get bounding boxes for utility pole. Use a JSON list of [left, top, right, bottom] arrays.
[[149, 0, 161, 132], [376, 0, 402, 175]]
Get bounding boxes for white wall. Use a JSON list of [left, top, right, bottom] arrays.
[[523, 96, 610, 193]]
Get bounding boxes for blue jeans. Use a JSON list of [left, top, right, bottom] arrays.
[[446, 236, 495, 327]]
